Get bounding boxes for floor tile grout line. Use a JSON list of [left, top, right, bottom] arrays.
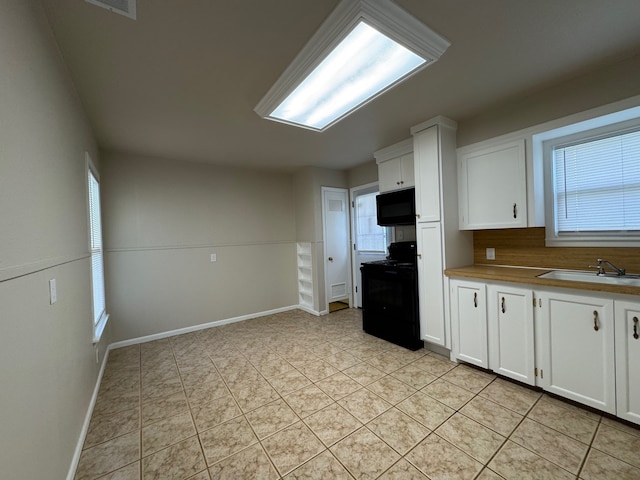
[[575, 414, 603, 480], [497, 391, 589, 478]]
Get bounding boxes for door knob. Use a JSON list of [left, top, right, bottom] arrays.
[[328, 257, 333, 262]]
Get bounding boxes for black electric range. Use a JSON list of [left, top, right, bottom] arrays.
[[360, 241, 423, 350]]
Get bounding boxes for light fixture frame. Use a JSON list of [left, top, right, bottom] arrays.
[[254, 0, 450, 132]]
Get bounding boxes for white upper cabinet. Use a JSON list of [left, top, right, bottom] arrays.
[[458, 138, 527, 229], [375, 139, 414, 193], [413, 125, 441, 222]]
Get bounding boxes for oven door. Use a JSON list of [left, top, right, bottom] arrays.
[[360, 264, 422, 350]]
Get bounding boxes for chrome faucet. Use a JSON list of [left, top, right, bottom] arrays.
[[589, 258, 626, 276]]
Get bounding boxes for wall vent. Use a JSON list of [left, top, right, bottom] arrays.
[[85, 0, 136, 20]]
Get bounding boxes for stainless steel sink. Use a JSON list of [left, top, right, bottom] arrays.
[[538, 270, 640, 287]]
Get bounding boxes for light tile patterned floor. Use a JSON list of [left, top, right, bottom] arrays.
[[75, 308, 640, 479]]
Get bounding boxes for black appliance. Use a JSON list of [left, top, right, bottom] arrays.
[[376, 188, 416, 226], [360, 241, 423, 350]]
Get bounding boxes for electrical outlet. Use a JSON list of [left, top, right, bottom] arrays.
[[49, 278, 57, 304], [210, 253, 217, 262], [486, 248, 496, 260]]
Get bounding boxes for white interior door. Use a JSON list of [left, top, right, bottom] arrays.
[[323, 187, 351, 308], [350, 183, 391, 307]]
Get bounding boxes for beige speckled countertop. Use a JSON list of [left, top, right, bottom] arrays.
[[445, 265, 640, 297]]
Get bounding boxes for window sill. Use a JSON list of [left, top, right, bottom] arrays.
[[93, 313, 110, 345]]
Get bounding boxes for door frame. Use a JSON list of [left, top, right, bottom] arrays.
[[322, 186, 352, 313], [349, 182, 393, 308]]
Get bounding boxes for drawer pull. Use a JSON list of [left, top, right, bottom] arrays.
[[501, 297, 506, 314], [513, 203, 517, 219], [473, 292, 478, 308], [634, 316, 639, 340], [593, 310, 599, 331]]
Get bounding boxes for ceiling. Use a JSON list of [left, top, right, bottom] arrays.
[[41, 0, 640, 171]]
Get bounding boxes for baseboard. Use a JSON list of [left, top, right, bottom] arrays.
[[297, 304, 323, 316], [424, 342, 451, 359], [109, 305, 300, 350], [66, 344, 112, 480]]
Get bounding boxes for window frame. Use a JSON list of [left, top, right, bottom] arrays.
[[86, 153, 109, 343], [543, 116, 640, 247]]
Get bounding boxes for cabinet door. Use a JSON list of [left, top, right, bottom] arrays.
[[451, 280, 487, 368], [378, 157, 403, 192], [458, 139, 527, 229], [416, 223, 446, 346], [537, 291, 615, 414], [488, 285, 535, 385], [413, 126, 441, 222], [614, 301, 640, 425], [400, 154, 415, 189]]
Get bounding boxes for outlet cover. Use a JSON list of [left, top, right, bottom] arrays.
[[210, 253, 217, 262], [486, 248, 496, 260]]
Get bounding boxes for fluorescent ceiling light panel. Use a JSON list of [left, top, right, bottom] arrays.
[[255, 0, 450, 132], [85, 0, 136, 20]]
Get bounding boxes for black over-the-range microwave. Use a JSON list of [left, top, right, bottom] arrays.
[[376, 188, 416, 226]]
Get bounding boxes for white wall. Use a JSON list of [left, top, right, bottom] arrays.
[[0, 1, 106, 478], [457, 54, 640, 146], [101, 152, 299, 342]]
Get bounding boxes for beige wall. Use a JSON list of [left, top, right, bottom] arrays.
[[0, 1, 106, 478], [457, 54, 640, 147], [101, 152, 298, 341], [346, 160, 378, 188]]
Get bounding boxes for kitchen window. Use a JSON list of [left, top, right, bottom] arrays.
[[87, 153, 109, 343], [543, 116, 640, 246]]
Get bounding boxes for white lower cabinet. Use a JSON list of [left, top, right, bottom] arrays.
[[614, 300, 640, 424], [487, 285, 535, 385], [416, 223, 446, 346], [448, 277, 639, 424], [451, 280, 488, 368], [536, 291, 616, 414]]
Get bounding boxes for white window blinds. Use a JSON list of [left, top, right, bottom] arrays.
[[552, 129, 640, 235], [88, 168, 106, 328]]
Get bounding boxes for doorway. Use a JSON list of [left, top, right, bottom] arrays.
[[350, 183, 392, 308], [322, 187, 351, 313]]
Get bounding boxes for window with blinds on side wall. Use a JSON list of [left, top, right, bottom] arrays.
[[87, 153, 109, 343], [544, 119, 640, 246]]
